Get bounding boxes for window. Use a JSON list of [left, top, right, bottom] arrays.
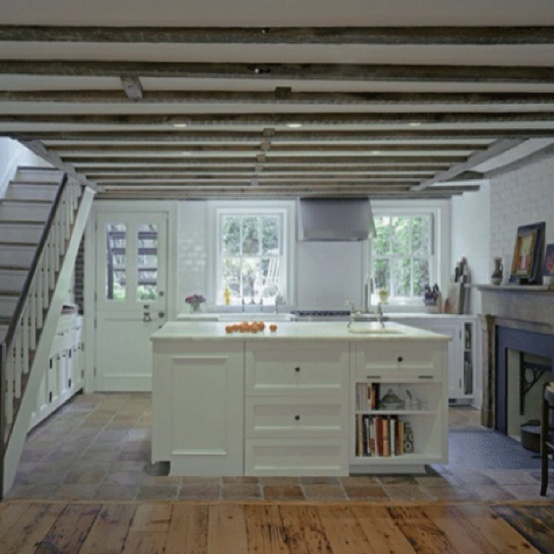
[[104, 220, 160, 302], [217, 209, 286, 305], [371, 213, 434, 304]]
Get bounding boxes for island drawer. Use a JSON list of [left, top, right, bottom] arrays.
[[245, 341, 348, 395], [245, 438, 349, 476], [245, 397, 348, 439], [353, 341, 443, 379]]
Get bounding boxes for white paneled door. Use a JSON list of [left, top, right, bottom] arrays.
[[94, 212, 168, 391]]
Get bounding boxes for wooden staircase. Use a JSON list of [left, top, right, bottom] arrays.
[[0, 168, 61, 346], [0, 166, 95, 497]]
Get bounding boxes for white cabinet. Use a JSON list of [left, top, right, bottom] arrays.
[[151, 340, 244, 476], [30, 314, 84, 429], [150, 322, 450, 477], [350, 340, 448, 473], [244, 340, 349, 476], [392, 315, 477, 404]]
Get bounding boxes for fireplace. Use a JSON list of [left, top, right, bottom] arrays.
[[477, 285, 554, 434], [495, 325, 554, 439]]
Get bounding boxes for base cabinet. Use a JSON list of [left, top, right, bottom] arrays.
[[350, 340, 448, 473], [151, 341, 244, 476], [151, 331, 448, 476], [244, 340, 349, 476], [393, 315, 477, 404], [30, 314, 84, 430]]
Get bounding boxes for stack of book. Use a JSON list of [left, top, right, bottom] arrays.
[[355, 414, 412, 457]]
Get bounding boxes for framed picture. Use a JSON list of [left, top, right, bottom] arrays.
[[509, 222, 545, 284]]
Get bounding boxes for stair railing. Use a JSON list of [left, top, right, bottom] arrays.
[[0, 174, 83, 449]]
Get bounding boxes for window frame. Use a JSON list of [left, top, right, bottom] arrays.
[[369, 200, 450, 308], [209, 200, 296, 307]]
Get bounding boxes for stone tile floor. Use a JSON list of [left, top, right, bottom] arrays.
[[6, 393, 553, 502]]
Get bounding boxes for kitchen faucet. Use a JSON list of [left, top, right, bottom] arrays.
[[346, 276, 387, 328]]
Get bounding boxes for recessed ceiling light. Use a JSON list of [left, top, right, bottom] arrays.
[[287, 123, 303, 128], [173, 123, 187, 128], [371, 150, 382, 155], [408, 122, 422, 127]]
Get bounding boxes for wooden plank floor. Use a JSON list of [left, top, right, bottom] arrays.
[[0, 500, 550, 554]]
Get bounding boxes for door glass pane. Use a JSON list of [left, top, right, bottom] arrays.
[[106, 223, 126, 301], [137, 223, 158, 301]]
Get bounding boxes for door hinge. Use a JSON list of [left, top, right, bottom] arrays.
[[94, 366, 97, 376], [94, 318, 97, 329]]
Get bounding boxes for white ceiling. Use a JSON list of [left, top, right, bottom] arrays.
[[0, 2, 553, 199]]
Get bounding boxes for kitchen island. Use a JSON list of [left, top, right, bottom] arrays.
[[151, 320, 450, 476]]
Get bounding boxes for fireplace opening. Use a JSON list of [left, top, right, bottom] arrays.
[[495, 325, 554, 441], [506, 350, 551, 446]]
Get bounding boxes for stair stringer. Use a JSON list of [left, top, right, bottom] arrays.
[[2, 186, 95, 496]]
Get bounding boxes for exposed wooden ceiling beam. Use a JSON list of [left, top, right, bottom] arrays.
[[1, 60, 553, 84], [412, 139, 523, 190], [3, 112, 554, 126], [80, 167, 440, 179], [2, 90, 554, 107], [91, 175, 422, 183], [47, 142, 488, 153], [65, 155, 467, 164], [1, 26, 553, 46], [8, 129, 554, 141], [94, 184, 477, 201]]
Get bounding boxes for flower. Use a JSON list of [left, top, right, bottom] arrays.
[[185, 294, 206, 305]]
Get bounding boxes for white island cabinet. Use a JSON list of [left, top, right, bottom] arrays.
[[151, 338, 244, 476], [151, 321, 449, 477]]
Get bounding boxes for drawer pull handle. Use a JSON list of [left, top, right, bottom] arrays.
[[294, 366, 301, 372], [294, 415, 300, 421], [397, 356, 404, 363], [418, 375, 433, 379], [366, 375, 381, 380]]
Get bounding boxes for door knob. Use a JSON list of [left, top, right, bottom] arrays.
[[158, 311, 165, 318]]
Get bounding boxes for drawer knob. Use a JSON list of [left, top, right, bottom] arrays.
[[397, 356, 404, 363], [294, 415, 300, 421], [294, 366, 301, 372]]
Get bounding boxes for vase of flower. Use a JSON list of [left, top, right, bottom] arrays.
[[185, 294, 206, 313]]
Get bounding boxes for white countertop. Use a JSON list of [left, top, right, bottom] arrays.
[[151, 320, 451, 342]]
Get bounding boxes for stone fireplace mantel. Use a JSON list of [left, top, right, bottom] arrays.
[[476, 285, 554, 429]]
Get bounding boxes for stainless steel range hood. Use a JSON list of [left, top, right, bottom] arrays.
[[298, 198, 375, 241]]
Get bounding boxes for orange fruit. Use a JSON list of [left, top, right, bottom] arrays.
[[269, 323, 277, 332]]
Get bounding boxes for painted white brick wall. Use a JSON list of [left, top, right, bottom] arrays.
[[451, 152, 554, 314], [451, 181, 490, 314], [490, 153, 554, 282]]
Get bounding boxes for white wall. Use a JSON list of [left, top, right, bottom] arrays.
[[0, 138, 51, 197], [450, 182, 491, 314], [177, 201, 210, 314], [450, 151, 554, 315], [489, 153, 554, 277]]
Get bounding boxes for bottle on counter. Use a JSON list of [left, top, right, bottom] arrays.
[[223, 287, 230, 305]]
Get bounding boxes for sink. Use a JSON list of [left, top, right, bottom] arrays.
[[218, 312, 298, 322]]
